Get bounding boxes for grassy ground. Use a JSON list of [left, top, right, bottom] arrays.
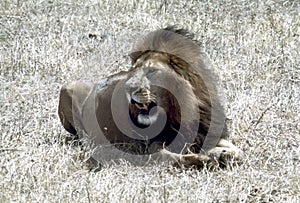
[[1, 0, 299, 202]]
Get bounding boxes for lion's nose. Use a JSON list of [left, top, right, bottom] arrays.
[[132, 88, 149, 96]]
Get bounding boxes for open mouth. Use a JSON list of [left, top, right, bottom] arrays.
[[130, 98, 157, 115], [130, 98, 158, 126]]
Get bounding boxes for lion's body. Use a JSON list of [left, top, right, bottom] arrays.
[[58, 27, 242, 166]]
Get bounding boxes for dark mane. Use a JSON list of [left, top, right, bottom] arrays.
[[130, 26, 204, 68], [129, 26, 214, 89]]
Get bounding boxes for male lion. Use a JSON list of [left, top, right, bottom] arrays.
[[58, 27, 242, 167]]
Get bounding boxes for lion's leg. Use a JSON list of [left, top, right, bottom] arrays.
[[58, 81, 93, 136], [156, 149, 213, 166], [207, 138, 242, 160], [156, 139, 242, 167]]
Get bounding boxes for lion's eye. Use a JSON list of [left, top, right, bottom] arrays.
[[147, 69, 158, 77]]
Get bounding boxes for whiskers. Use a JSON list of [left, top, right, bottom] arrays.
[[149, 94, 158, 104]]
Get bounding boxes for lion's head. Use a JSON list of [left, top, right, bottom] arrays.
[[124, 52, 191, 129]]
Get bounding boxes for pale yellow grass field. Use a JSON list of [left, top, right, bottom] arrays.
[[0, 0, 299, 202]]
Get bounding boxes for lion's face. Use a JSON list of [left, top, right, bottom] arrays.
[[124, 56, 172, 127]]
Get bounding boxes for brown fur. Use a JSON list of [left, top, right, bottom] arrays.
[[58, 27, 242, 167]]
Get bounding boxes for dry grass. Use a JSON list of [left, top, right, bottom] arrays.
[[1, 0, 299, 202]]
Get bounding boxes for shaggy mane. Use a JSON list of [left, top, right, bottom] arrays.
[[129, 26, 228, 143]]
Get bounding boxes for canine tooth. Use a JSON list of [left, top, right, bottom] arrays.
[[135, 103, 142, 109]]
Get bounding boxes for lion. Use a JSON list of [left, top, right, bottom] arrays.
[[58, 26, 242, 167]]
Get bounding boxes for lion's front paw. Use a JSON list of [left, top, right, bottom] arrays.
[[207, 146, 243, 167]]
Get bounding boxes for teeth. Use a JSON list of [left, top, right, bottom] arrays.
[[134, 103, 148, 110], [135, 103, 142, 109]]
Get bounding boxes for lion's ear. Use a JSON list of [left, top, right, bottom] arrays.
[[129, 51, 140, 63], [130, 51, 146, 64]]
